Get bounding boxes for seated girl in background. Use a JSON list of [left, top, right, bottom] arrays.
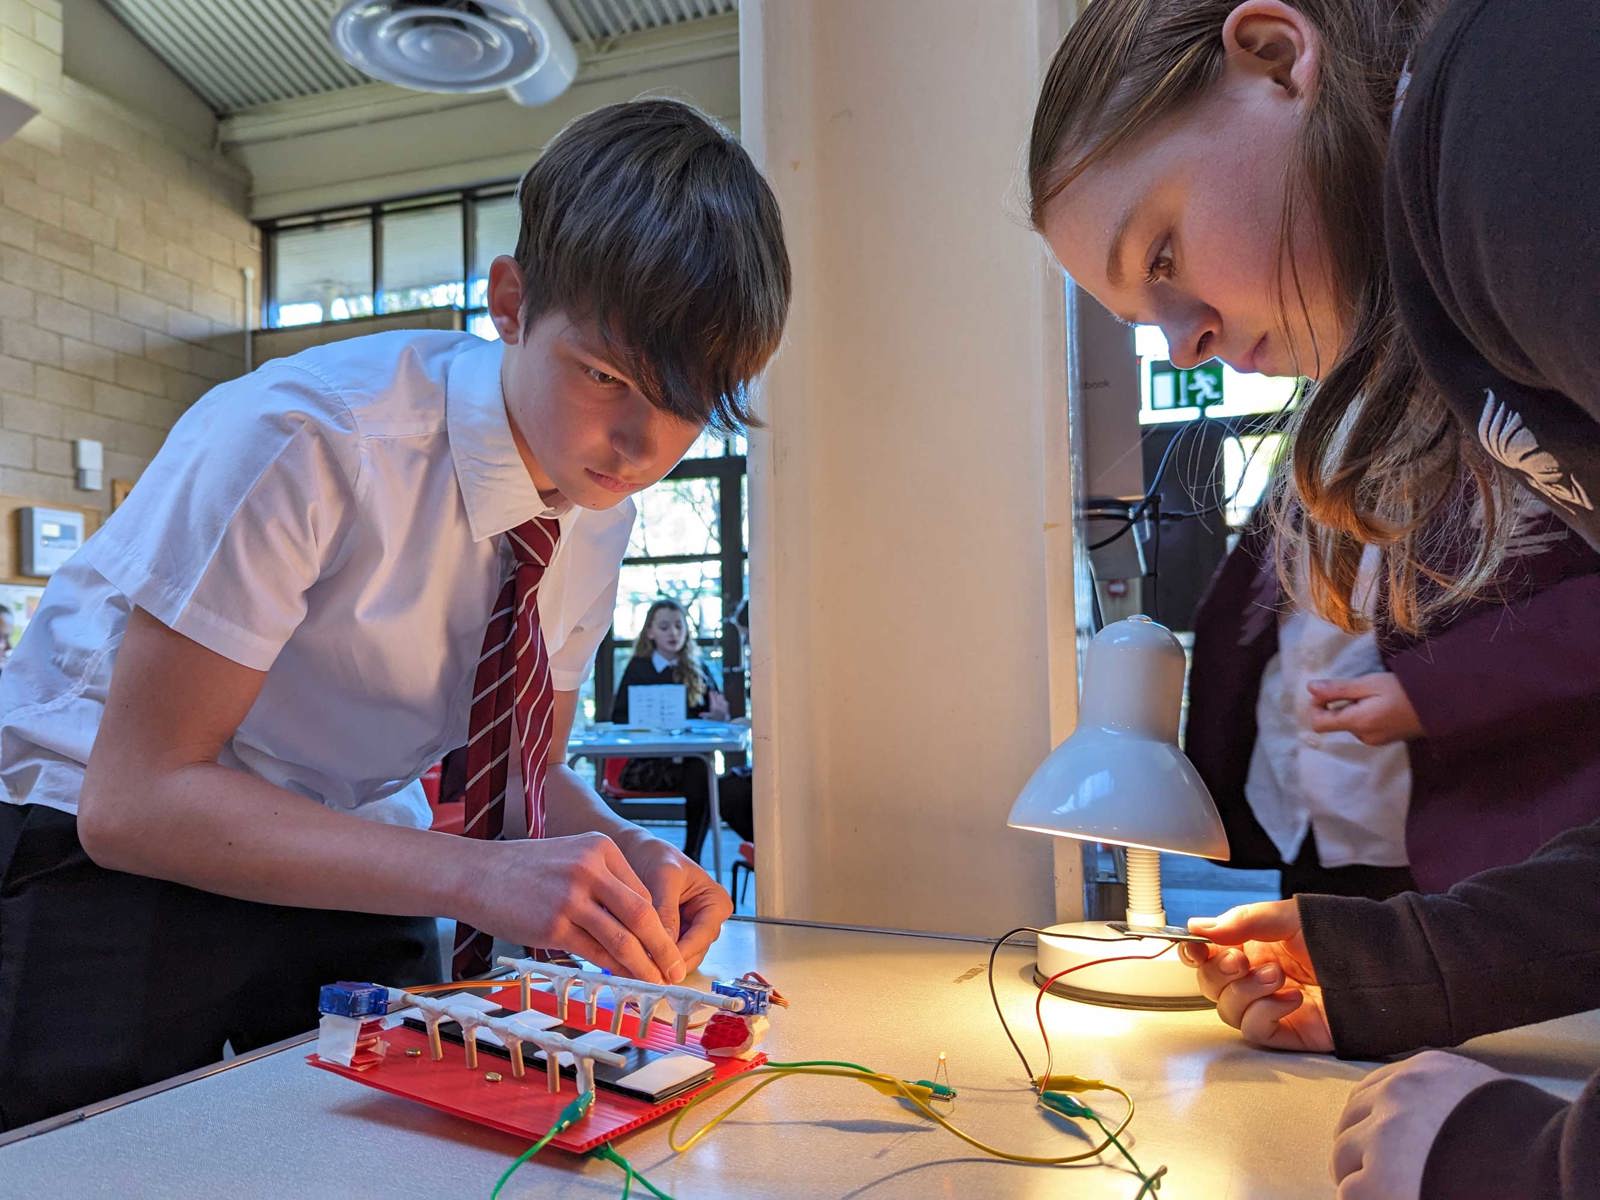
[[611, 599, 752, 862]]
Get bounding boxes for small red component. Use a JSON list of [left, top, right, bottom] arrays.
[[700, 1013, 750, 1055]]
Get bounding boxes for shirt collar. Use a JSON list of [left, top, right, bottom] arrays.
[[446, 337, 568, 541], [651, 651, 676, 673]]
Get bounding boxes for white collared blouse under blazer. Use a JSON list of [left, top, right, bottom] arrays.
[[0, 331, 634, 829]]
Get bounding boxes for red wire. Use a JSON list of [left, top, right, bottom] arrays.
[[1033, 941, 1177, 1091]]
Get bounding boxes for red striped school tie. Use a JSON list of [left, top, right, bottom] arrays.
[[451, 515, 563, 978]]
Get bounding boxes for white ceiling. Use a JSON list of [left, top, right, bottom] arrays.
[[101, 0, 739, 115]]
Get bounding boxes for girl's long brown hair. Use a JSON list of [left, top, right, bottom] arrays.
[[632, 597, 710, 708], [1029, 0, 1517, 632]]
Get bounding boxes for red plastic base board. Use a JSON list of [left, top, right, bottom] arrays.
[[307, 984, 763, 1153]]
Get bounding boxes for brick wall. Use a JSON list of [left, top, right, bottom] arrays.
[[0, 1, 258, 515]]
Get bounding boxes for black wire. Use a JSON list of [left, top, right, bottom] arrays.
[[1085, 419, 1202, 552], [988, 927, 1045, 1081], [1090, 377, 1305, 553], [986, 925, 1148, 1084], [1149, 494, 1162, 622]]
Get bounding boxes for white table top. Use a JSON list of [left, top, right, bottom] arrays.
[[2, 917, 1594, 1199], [567, 721, 752, 757]]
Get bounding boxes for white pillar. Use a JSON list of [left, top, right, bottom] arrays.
[[742, 0, 1081, 935]]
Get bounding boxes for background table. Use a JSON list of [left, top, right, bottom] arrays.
[[567, 721, 752, 880], [3, 917, 1594, 1198]]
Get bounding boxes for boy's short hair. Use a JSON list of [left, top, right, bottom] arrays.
[[514, 98, 790, 432]]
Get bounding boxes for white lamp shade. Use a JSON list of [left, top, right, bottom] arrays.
[[1007, 616, 1229, 860]]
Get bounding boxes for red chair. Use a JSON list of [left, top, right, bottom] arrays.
[[597, 757, 683, 803]]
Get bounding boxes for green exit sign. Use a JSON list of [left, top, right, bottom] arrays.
[[1148, 360, 1223, 412]]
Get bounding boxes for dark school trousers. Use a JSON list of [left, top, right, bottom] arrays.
[[680, 766, 755, 864], [0, 803, 441, 1131]]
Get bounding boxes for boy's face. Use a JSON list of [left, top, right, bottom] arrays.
[[487, 256, 703, 511]]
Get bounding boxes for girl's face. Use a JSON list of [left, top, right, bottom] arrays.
[[1039, 3, 1344, 380], [647, 608, 687, 656]]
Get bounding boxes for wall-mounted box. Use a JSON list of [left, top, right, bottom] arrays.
[[19, 507, 86, 577]]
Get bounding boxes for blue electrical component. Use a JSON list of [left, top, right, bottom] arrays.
[[318, 981, 390, 1018], [712, 977, 773, 1016]]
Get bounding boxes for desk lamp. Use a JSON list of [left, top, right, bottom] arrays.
[[1008, 615, 1228, 1009]]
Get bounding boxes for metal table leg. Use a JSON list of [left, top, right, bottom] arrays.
[[702, 752, 723, 882]]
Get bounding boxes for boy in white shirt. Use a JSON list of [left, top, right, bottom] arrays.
[[0, 99, 790, 1130]]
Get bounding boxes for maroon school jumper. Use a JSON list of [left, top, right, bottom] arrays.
[[1185, 512, 1600, 893]]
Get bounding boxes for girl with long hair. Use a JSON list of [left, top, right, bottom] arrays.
[[1028, 1, 1600, 1193], [610, 598, 749, 861]]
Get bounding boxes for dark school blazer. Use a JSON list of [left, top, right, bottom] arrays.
[[1185, 513, 1600, 892]]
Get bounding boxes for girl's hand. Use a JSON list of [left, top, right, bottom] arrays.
[[1179, 900, 1334, 1053], [1331, 1052, 1506, 1199], [1307, 673, 1424, 745], [706, 690, 731, 721]]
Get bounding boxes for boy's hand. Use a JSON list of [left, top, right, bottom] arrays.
[[706, 691, 731, 721], [1331, 1052, 1505, 1199], [470, 832, 688, 983], [616, 832, 734, 973], [1306, 674, 1424, 745], [1179, 900, 1334, 1052]]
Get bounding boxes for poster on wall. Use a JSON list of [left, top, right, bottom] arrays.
[[0, 583, 45, 667]]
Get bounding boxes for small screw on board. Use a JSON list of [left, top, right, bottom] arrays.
[[405, 1048, 423, 1058], [485, 1072, 504, 1083]]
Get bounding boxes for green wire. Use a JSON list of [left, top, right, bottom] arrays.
[[594, 1143, 676, 1200], [765, 1058, 876, 1073], [490, 1091, 596, 1199], [1087, 1112, 1161, 1197], [489, 1125, 563, 1199]]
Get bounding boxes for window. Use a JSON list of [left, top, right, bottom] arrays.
[[590, 451, 748, 725], [379, 201, 465, 314], [1220, 431, 1288, 527], [470, 196, 520, 310], [270, 214, 373, 327], [262, 185, 518, 338]]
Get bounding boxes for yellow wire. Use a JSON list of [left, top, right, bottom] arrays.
[[668, 1065, 1134, 1166]]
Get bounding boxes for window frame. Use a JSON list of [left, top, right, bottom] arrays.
[[594, 451, 749, 722], [258, 183, 519, 330]]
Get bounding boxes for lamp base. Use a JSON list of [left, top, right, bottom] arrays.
[[1033, 921, 1212, 1011]]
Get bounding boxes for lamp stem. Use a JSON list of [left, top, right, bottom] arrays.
[[1125, 847, 1166, 927]]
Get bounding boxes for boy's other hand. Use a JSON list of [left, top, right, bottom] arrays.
[[706, 691, 731, 721], [617, 832, 733, 973], [472, 832, 687, 983], [1307, 673, 1424, 745], [1179, 900, 1334, 1052], [1331, 1051, 1506, 1199]]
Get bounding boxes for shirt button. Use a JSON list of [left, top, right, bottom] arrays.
[[1299, 731, 1320, 748]]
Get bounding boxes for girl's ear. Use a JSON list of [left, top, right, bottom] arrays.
[[1221, 0, 1320, 99]]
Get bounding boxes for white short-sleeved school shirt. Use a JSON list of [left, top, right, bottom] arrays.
[[0, 330, 634, 829], [1245, 547, 1411, 869]]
